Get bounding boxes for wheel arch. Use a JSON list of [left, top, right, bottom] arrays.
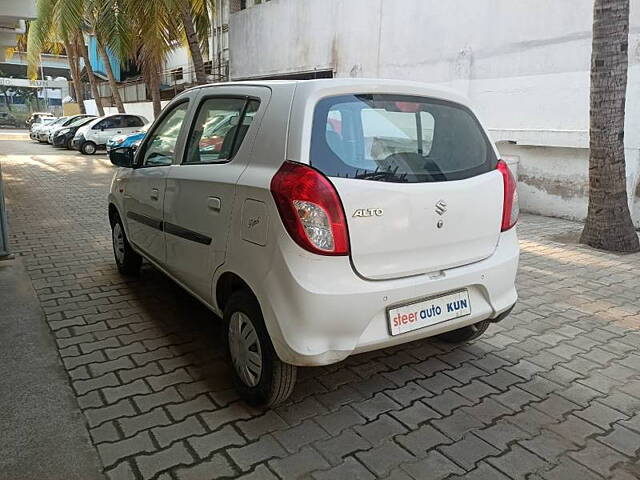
[[108, 202, 120, 227], [215, 271, 256, 313]]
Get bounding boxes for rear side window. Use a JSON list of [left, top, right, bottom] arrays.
[[310, 94, 497, 183], [124, 116, 144, 128], [184, 98, 259, 164]]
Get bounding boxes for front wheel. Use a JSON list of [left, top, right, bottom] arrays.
[[224, 291, 297, 407], [111, 217, 142, 275], [436, 319, 491, 343], [81, 141, 97, 155]]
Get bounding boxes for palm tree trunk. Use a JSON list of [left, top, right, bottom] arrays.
[[96, 39, 125, 113], [179, 3, 208, 84], [147, 63, 162, 118], [1, 89, 12, 112], [580, 0, 639, 252], [76, 35, 105, 116], [63, 38, 86, 114]]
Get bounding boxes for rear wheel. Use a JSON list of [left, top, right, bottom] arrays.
[[81, 141, 97, 155], [111, 216, 142, 275], [224, 290, 297, 407], [66, 138, 74, 150], [436, 320, 490, 343]]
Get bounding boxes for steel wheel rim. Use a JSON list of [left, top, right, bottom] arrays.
[[85, 143, 95, 154], [228, 312, 263, 387], [113, 224, 125, 264]]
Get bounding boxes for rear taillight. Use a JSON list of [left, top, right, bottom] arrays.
[[497, 160, 519, 231], [271, 161, 349, 255]]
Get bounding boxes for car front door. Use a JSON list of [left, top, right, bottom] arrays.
[[100, 116, 127, 145], [123, 101, 191, 265], [163, 88, 268, 302]]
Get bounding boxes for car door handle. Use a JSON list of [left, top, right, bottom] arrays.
[[150, 188, 159, 200], [208, 196, 221, 211]]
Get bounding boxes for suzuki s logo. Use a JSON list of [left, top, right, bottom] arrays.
[[353, 208, 384, 218], [435, 200, 447, 216]]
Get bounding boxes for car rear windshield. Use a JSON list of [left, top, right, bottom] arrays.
[[310, 94, 497, 183]]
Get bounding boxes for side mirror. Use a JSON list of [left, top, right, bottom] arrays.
[[110, 146, 135, 168]]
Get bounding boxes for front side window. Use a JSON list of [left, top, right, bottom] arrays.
[[310, 94, 496, 183], [95, 118, 115, 130], [184, 98, 259, 164], [141, 102, 189, 167]]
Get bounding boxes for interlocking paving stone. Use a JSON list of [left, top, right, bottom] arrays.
[[4, 151, 640, 479], [312, 456, 375, 480], [119, 407, 172, 437], [135, 442, 195, 479], [401, 450, 465, 479], [354, 414, 407, 446], [395, 424, 451, 457], [228, 435, 286, 471], [97, 431, 155, 468], [187, 424, 246, 458], [438, 433, 500, 470], [174, 454, 236, 479], [355, 441, 416, 477]]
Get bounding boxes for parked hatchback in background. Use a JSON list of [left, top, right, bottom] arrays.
[[26, 112, 54, 127], [107, 79, 519, 406], [52, 116, 97, 149], [36, 116, 69, 142], [47, 114, 95, 143], [73, 114, 149, 154], [29, 116, 57, 140]]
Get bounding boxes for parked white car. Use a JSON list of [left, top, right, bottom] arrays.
[[36, 116, 69, 142], [47, 114, 95, 144], [30, 116, 57, 141], [107, 79, 519, 406], [73, 114, 149, 154]]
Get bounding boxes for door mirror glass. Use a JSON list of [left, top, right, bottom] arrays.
[[110, 146, 135, 168]]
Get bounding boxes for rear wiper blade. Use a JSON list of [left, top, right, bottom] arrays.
[[354, 167, 409, 182]]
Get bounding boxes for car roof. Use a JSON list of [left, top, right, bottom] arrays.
[[191, 78, 469, 105]]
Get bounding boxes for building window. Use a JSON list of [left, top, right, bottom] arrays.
[[171, 67, 184, 82], [204, 61, 213, 75]]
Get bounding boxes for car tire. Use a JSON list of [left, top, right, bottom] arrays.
[[111, 215, 142, 275], [81, 141, 97, 155], [66, 138, 74, 150], [224, 290, 297, 407], [436, 319, 491, 343]]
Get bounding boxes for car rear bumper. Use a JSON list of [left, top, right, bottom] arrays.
[[260, 228, 519, 366]]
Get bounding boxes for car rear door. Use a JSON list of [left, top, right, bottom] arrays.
[[122, 101, 192, 264], [162, 87, 268, 302], [308, 93, 504, 281]]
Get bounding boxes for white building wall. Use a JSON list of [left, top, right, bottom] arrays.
[[230, 0, 640, 227]]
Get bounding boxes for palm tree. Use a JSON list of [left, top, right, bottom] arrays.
[[28, 0, 104, 116], [580, 0, 639, 252], [87, 0, 131, 113], [177, 1, 208, 84], [169, 0, 216, 85], [123, 0, 181, 117]]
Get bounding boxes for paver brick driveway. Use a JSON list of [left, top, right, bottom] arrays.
[[2, 143, 639, 480]]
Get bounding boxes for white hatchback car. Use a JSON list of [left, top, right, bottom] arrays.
[[108, 79, 519, 406], [73, 114, 148, 154]]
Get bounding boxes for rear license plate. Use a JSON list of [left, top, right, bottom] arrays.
[[388, 289, 471, 336]]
